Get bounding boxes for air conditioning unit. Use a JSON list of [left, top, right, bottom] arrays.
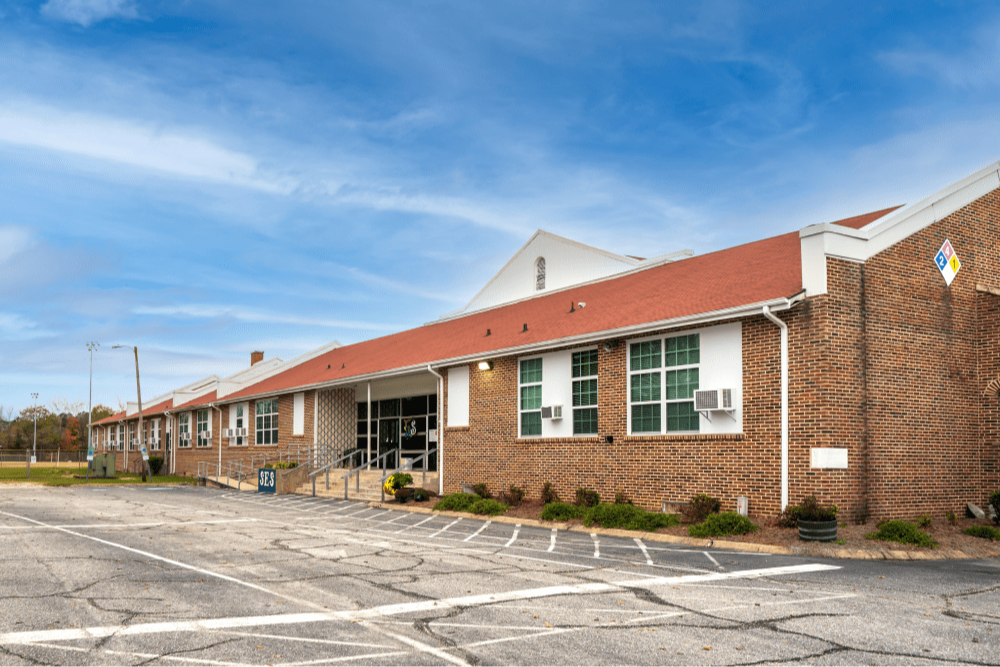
[[540, 405, 563, 420], [693, 388, 735, 421], [237, 427, 248, 437], [222, 428, 233, 438], [180, 432, 191, 442]]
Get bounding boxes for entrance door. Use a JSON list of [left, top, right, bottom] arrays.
[[378, 418, 399, 469]]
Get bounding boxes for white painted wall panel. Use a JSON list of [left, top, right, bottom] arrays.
[[811, 448, 848, 469], [698, 321, 743, 435], [293, 392, 305, 435], [447, 366, 470, 427]]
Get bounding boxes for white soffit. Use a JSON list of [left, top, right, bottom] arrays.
[[800, 162, 1000, 295]]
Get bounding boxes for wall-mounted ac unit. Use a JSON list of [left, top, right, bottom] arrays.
[[222, 428, 233, 438], [540, 405, 563, 420], [237, 427, 248, 437], [693, 389, 735, 421]]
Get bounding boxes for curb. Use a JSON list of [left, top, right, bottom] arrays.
[[363, 500, 991, 561]]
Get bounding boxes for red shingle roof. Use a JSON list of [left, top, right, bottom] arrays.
[[227, 230, 804, 400], [174, 391, 217, 411], [828, 206, 902, 230]]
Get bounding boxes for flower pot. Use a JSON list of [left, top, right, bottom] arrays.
[[394, 488, 413, 502], [798, 519, 838, 542]]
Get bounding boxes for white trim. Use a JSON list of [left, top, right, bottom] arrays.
[[626, 331, 701, 436], [517, 355, 544, 438], [293, 392, 305, 436]]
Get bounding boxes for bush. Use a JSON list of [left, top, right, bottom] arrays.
[[947, 511, 959, 526], [383, 472, 414, 494], [541, 502, 585, 521], [433, 493, 479, 512], [583, 503, 678, 532], [681, 494, 721, 524], [264, 461, 298, 470], [576, 488, 600, 507], [963, 525, 1000, 541], [472, 482, 491, 499], [541, 482, 560, 504], [413, 488, 430, 502], [991, 492, 1000, 526], [865, 520, 937, 548], [147, 456, 164, 476], [614, 491, 633, 505], [469, 499, 508, 516], [917, 514, 932, 529], [502, 485, 525, 507], [688, 512, 758, 538]]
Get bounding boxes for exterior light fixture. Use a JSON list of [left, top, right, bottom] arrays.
[[478, 360, 494, 371]]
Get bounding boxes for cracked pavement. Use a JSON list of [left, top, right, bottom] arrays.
[[1, 485, 998, 665]]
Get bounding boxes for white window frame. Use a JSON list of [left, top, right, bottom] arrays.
[[178, 413, 191, 448], [627, 332, 701, 435], [151, 419, 161, 450], [128, 422, 136, 451], [234, 403, 246, 446], [256, 398, 279, 446], [196, 409, 211, 448], [571, 348, 599, 436], [518, 356, 543, 438]]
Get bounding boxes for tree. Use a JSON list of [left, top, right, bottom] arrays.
[[61, 416, 82, 451], [91, 405, 114, 422]]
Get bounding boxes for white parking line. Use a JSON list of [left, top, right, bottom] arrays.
[[634, 537, 653, 565], [505, 524, 521, 547], [704, 551, 722, 568], [591, 533, 600, 558], [547, 528, 557, 552], [429, 518, 461, 538], [463, 520, 491, 542], [0, 519, 256, 531], [396, 515, 436, 534]]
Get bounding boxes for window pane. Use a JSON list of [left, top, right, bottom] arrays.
[[631, 404, 661, 433], [572, 350, 598, 378], [630, 340, 661, 371], [666, 368, 699, 400], [573, 407, 598, 435], [401, 395, 428, 416], [630, 373, 661, 403], [521, 411, 542, 436], [520, 385, 542, 411], [665, 333, 700, 367], [667, 401, 699, 432], [379, 399, 400, 418], [520, 358, 542, 384], [573, 378, 597, 407]]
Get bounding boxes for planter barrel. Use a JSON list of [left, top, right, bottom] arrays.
[[798, 519, 838, 542]]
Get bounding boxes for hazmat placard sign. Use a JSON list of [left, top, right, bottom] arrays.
[[934, 239, 961, 286]]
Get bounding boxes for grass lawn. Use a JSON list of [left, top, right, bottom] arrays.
[[0, 465, 196, 486]]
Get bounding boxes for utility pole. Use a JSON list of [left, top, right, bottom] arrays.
[[29, 392, 38, 476], [87, 342, 99, 480], [113, 345, 152, 481]]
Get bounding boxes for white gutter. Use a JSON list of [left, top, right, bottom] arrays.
[[762, 304, 790, 511], [163, 410, 174, 474], [427, 364, 444, 496], [210, 403, 223, 475]]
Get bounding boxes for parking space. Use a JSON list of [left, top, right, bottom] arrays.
[[1, 485, 998, 666]]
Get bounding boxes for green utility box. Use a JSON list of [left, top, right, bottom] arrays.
[[88, 453, 116, 478]]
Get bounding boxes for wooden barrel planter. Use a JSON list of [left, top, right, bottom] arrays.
[[798, 519, 838, 542], [394, 488, 414, 502]]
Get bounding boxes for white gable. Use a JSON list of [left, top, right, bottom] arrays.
[[449, 231, 643, 317]]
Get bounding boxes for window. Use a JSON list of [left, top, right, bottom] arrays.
[[629, 333, 700, 434], [235, 404, 245, 446], [152, 419, 161, 450], [572, 349, 598, 435], [128, 423, 136, 451], [535, 257, 546, 291], [178, 413, 190, 448], [256, 399, 279, 445], [196, 409, 210, 447], [519, 358, 543, 436]]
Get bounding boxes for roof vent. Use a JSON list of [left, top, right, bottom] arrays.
[[522, 323, 528, 333]]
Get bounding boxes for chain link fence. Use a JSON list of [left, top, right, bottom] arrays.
[[0, 449, 88, 480]]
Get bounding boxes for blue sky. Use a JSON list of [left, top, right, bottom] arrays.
[[2, 0, 999, 414]]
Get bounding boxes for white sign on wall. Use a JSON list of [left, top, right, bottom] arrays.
[[934, 239, 961, 286]]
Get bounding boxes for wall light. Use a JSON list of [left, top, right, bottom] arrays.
[[478, 360, 494, 371]]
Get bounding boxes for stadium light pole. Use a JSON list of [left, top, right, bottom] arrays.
[[87, 342, 99, 480], [112, 345, 152, 481], [30, 392, 38, 474]]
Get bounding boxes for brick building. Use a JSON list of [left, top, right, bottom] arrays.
[[91, 165, 1000, 520]]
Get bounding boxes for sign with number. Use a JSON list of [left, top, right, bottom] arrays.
[[140, 446, 149, 461], [258, 468, 276, 493], [934, 239, 961, 286], [87, 444, 94, 462]]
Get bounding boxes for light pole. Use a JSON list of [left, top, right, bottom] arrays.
[[31, 392, 38, 462], [87, 342, 99, 480], [112, 345, 152, 481]]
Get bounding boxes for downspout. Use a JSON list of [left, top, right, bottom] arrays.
[[762, 305, 789, 511], [427, 364, 445, 496], [210, 403, 223, 475]]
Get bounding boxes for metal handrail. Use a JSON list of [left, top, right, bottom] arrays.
[[309, 449, 359, 497], [340, 449, 395, 500], [378, 448, 437, 502]]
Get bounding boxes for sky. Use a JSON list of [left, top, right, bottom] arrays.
[[2, 0, 1000, 415]]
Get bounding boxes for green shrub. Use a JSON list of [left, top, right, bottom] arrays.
[[779, 496, 837, 528], [575, 488, 600, 507], [865, 520, 937, 548], [917, 514, 932, 529], [688, 512, 758, 538], [541, 482, 560, 504], [541, 502, 585, 521], [413, 488, 430, 502], [963, 525, 1000, 541], [947, 511, 959, 526], [472, 482, 491, 499], [147, 456, 164, 476], [469, 499, 508, 516], [681, 494, 721, 524], [264, 461, 298, 470], [614, 491, 633, 505], [991, 491, 1000, 526], [583, 503, 678, 532], [502, 485, 525, 507], [433, 493, 479, 512]]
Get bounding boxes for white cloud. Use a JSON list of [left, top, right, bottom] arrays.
[[132, 304, 400, 331], [0, 226, 32, 263], [0, 103, 296, 193], [0, 313, 54, 340], [40, 0, 138, 27]]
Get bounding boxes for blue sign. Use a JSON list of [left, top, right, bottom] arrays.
[[258, 468, 276, 493], [935, 251, 948, 270]]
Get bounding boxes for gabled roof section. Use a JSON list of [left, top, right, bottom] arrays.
[[216, 341, 341, 399], [175, 390, 217, 411], [446, 230, 689, 319], [227, 231, 802, 402], [92, 410, 126, 426], [827, 206, 903, 230]]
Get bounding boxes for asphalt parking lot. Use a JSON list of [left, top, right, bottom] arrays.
[[1, 485, 998, 666]]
